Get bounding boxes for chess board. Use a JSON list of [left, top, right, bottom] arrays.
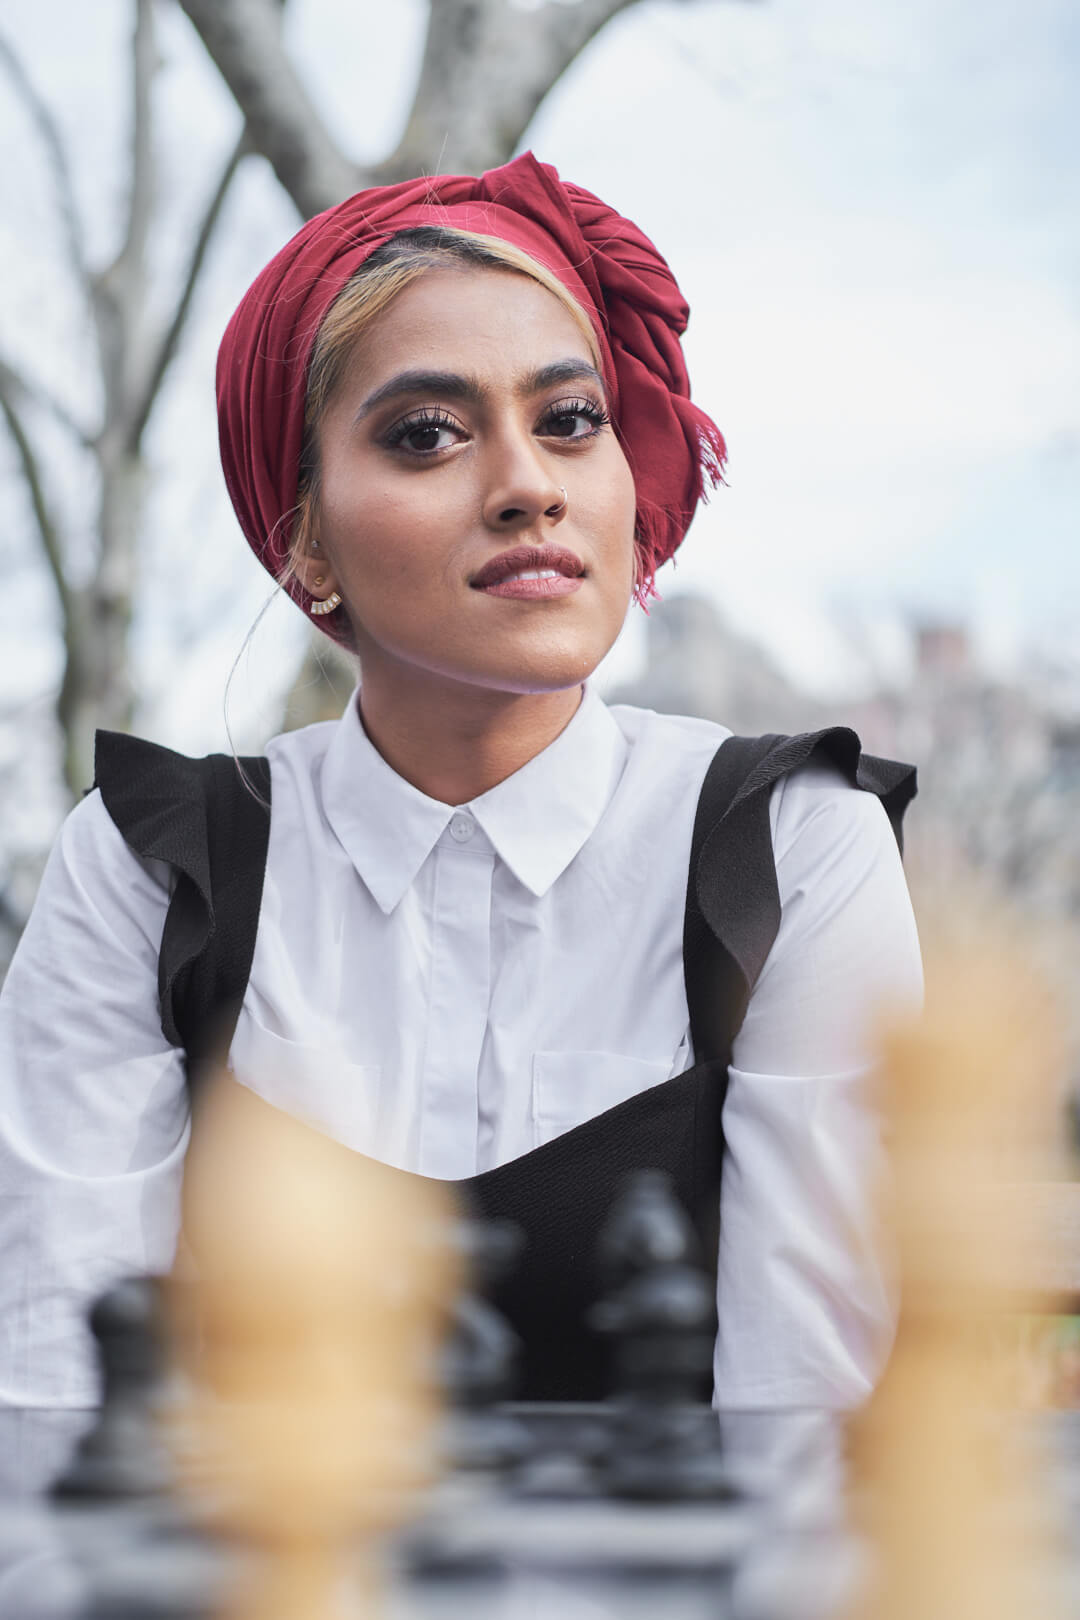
[[0, 1168, 765, 1619], [3, 1408, 1079, 1619]]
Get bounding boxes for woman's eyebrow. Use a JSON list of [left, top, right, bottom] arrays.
[[354, 370, 479, 421], [355, 359, 606, 423], [520, 359, 606, 396]]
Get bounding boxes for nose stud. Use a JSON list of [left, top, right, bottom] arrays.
[[546, 487, 568, 518]]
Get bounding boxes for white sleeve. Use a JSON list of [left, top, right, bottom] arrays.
[[0, 791, 189, 1412], [713, 761, 922, 1411]]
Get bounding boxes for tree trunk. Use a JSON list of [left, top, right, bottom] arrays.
[[176, 0, 361, 216], [57, 447, 144, 794], [0, 2, 251, 804]]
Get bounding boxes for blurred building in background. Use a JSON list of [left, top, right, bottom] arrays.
[[611, 591, 1080, 1092]]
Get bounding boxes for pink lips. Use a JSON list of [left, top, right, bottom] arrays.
[[470, 544, 585, 601], [480, 574, 583, 600]]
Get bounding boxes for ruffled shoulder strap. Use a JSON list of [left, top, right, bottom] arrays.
[[93, 731, 271, 1067], [682, 727, 917, 1065]]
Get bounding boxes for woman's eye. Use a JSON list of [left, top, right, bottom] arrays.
[[540, 398, 609, 440], [385, 412, 464, 455], [403, 423, 455, 452]]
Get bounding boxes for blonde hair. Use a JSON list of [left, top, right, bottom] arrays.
[[287, 227, 603, 601]]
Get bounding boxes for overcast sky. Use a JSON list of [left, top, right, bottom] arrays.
[[1, 0, 1077, 760]]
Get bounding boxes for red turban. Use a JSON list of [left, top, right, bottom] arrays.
[[217, 151, 725, 642]]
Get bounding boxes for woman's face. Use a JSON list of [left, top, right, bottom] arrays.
[[300, 268, 637, 703]]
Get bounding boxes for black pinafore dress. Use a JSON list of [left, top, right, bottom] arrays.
[[94, 725, 915, 1402]]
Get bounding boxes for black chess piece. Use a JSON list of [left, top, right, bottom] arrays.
[[52, 1277, 173, 1502], [49, 1280, 231, 1618], [590, 1171, 731, 1500], [440, 1215, 532, 1473]]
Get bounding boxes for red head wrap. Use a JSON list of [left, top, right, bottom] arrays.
[[217, 151, 725, 642]]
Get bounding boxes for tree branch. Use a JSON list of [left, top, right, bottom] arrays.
[[0, 30, 88, 285], [0, 370, 72, 626], [114, 0, 158, 278], [177, 0, 362, 217], [93, 0, 163, 434], [127, 128, 250, 452], [0, 354, 93, 449], [386, 0, 645, 180]]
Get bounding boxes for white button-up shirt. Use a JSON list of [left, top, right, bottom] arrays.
[[0, 688, 921, 1438]]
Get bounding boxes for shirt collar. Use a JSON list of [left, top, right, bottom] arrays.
[[321, 686, 626, 913]]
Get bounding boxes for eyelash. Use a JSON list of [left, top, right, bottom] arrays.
[[382, 396, 611, 455], [539, 397, 610, 438], [383, 408, 464, 451]]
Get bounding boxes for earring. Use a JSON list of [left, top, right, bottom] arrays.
[[546, 487, 568, 517], [310, 592, 342, 616]]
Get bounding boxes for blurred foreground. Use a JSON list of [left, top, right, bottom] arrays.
[[2, 892, 1078, 1617]]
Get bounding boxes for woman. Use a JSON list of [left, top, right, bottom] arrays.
[[0, 155, 921, 1460]]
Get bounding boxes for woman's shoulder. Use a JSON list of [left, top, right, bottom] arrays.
[[263, 716, 340, 771], [28, 786, 174, 950], [768, 754, 903, 869], [603, 701, 733, 795], [90, 719, 342, 832], [604, 699, 733, 753], [605, 699, 898, 789], [603, 700, 913, 856], [63, 781, 169, 876]]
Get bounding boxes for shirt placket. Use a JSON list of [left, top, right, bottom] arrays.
[[417, 810, 493, 1178]]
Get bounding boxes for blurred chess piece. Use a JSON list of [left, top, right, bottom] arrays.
[[173, 1075, 458, 1620], [591, 1171, 728, 1500], [440, 1213, 531, 1474], [843, 901, 1069, 1620], [52, 1276, 173, 1502]]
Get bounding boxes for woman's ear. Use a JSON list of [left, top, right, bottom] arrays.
[[292, 539, 339, 604]]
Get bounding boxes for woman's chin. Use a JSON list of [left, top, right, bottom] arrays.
[[356, 629, 616, 703], [441, 661, 600, 701], [459, 642, 614, 696]]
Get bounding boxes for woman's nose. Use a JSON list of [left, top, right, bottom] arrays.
[[481, 440, 568, 532]]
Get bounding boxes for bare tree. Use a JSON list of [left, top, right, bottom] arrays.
[[178, 0, 697, 211], [0, 2, 247, 796], [2, 0, 742, 803]]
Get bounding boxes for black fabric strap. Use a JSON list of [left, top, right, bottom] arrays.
[[682, 727, 917, 1066], [94, 721, 914, 1090], [94, 731, 271, 1072]]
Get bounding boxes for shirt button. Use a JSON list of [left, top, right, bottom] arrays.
[[449, 812, 475, 843]]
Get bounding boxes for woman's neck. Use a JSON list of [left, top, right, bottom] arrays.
[[356, 675, 584, 805]]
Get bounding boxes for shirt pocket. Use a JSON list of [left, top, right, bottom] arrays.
[[531, 1050, 673, 1150], [229, 1017, 381, 1156]]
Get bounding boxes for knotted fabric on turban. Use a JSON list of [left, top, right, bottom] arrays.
[[217, 151, 725, 643]]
